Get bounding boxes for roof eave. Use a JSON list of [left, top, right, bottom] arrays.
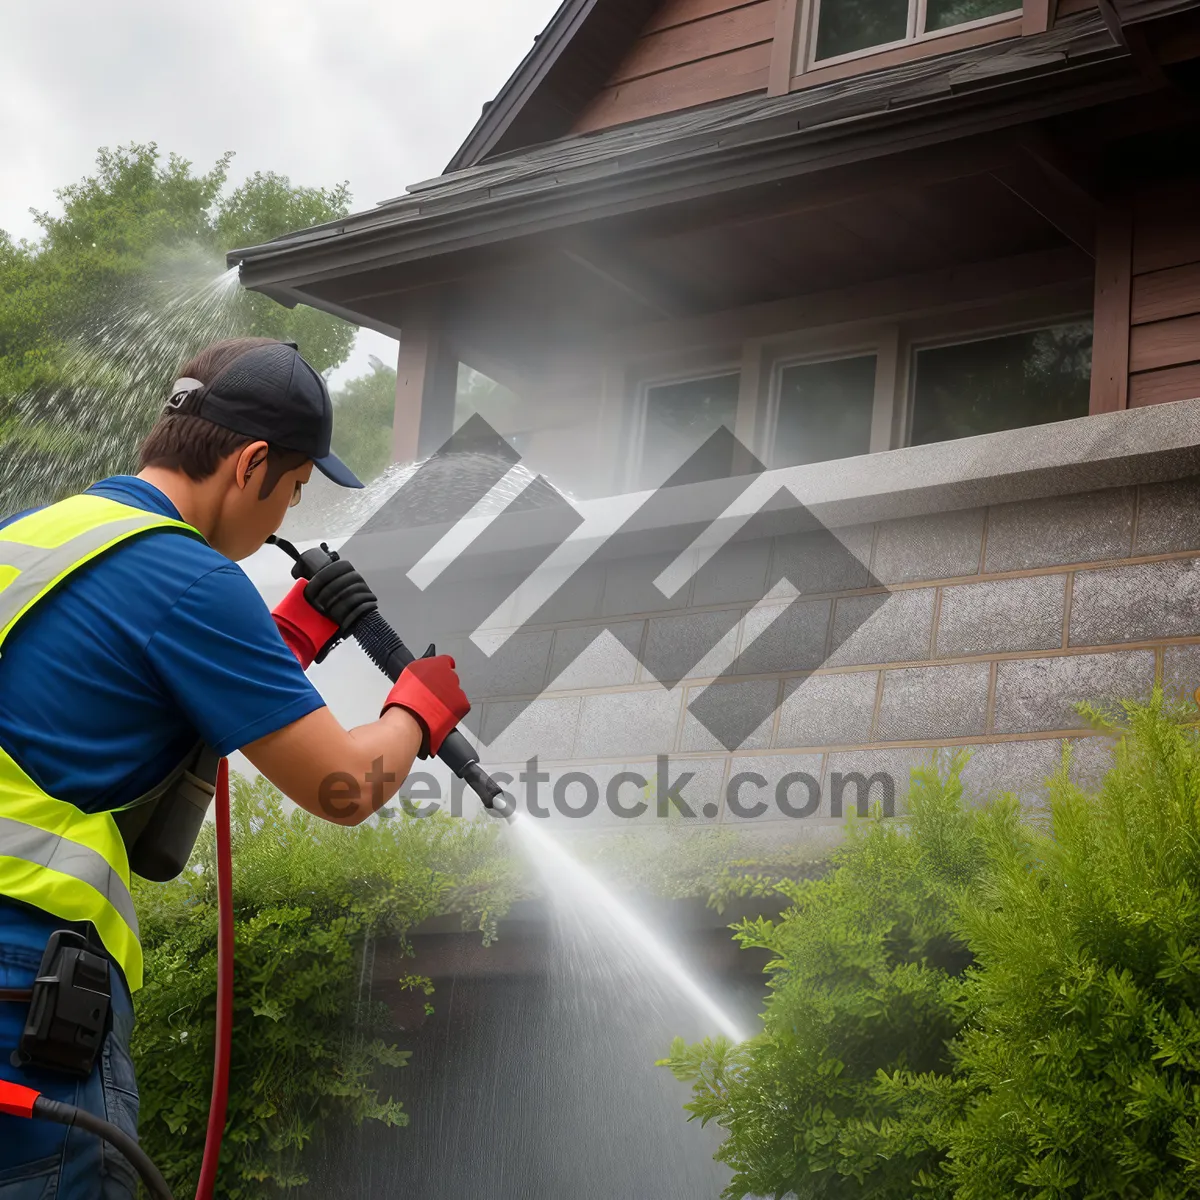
[[241, 281, 402, 337], [232, 49, 1141, 296]]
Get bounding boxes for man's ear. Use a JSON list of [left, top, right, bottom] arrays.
[[233, 441, 270, 491]]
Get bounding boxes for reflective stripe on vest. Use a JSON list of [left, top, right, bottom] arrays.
[[0, 493, 205, 990]]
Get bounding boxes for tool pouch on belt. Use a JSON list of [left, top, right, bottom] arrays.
[[11, 930, 112, 1078], [112, 742, 220, 882]]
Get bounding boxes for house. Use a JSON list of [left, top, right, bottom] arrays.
[[233, 0, 1200, 830], [232, 5, 1200, 1193]]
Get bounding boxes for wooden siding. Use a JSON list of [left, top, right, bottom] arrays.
[[572, 0, 777, 133], [1129, 361, 1200, 407], [644, 0, 770, 33], [1127, 184, 1200, 408]]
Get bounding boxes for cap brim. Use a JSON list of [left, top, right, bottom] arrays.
[[313, 452, 364, 489]]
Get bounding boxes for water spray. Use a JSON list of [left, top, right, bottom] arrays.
[[515, 819, 747, 1042]]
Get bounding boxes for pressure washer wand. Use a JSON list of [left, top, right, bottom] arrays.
[[267, 536, 505, 811]]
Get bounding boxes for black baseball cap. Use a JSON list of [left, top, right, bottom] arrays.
[[164, 341, 364, 488]]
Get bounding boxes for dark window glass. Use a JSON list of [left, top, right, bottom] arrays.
[[640, 373, 741, 488], [814, 0, 910, 60], [925, 0, 1016, 30], [773, 356, 877, 468], [910, 323, 1093, 446]]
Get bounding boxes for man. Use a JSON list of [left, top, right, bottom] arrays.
[[0, 337, 469, 1196]]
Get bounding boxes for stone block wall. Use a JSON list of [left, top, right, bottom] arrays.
[[441, 474, 1200, 839]]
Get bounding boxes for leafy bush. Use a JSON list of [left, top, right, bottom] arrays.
[[661, 750, 990, 1199], [664, 691, 1200, 1200], [945, 692, 1200, 1198], [131, 773, 524, 1197]]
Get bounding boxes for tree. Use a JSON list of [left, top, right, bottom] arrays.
[[330, 354, 397, 483], [0, 143, 356, 511]]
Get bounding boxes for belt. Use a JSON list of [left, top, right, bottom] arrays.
[[0, 989, 32, 1003]]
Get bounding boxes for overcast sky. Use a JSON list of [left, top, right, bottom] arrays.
[[0, 0, 562, 381]]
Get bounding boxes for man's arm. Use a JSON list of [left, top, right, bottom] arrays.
[[242, 705, 424, 826], [259, 565, 473, 825], [145, 554, 469, 827]]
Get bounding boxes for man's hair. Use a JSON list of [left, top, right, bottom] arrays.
[[138, 337, 308, 498]]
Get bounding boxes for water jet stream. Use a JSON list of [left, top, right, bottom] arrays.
[[510, 812, 747, 1043]]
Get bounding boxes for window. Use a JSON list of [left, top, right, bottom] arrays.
[[632, 310, 1093, 492], [638, 372, 741, 488], [772, 355, 877, 468], [812, 0, 1018, 63], [909, 322, 1093, 446]]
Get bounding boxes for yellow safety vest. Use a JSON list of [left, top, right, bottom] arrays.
[[0, 493, 205, 991]]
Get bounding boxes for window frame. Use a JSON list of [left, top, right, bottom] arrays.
[[794, 0, 1022, 75], [625, 298, 1095, 489], [764, 343, 888, 468], [626, 362, 744, 490], [897, 309, 1094, 448]]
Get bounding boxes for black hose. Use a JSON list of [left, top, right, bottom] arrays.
[[352, 609, 414, 682], [33, 1097, 174, 1200]]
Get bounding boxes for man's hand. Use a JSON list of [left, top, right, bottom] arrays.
[[271, 581, 340, 670], [382, 654, 470, 758], [303, 557, 377, 662], [270, 555, 377, 669]]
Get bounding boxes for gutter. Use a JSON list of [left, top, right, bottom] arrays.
[[251, 281, 402, 337]]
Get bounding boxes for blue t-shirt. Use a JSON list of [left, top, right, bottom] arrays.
[[0, 475, 325, 959]]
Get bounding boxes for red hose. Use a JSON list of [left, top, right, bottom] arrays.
[[195, 757, 233, 1200]]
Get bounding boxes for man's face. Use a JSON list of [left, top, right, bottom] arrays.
[[216, 442, 313, 560]]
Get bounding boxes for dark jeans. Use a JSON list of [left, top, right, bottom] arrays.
[[0, 940, 139, 1199]]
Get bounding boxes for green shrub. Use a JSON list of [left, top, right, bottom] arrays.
[[131, 773, 524, 1197], [665, 691, 1200, 1200], [945, 691, 1200, 1198], [661, 751, 993, 1198]]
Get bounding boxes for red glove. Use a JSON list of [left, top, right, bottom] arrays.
[[271, 580, 340, 670], [382, 655, 470, 758]]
